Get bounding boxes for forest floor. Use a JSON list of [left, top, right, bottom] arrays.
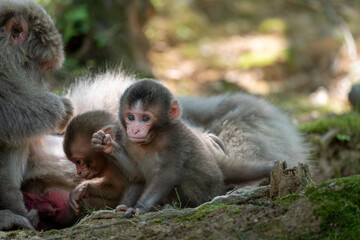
[[2, 156, 359, 240]]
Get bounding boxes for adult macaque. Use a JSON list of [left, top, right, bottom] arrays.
[[63, 111, 128, 215], [179, 94, 308, 171], [0, 0, 73, 230], [92, 79, 273, 216]]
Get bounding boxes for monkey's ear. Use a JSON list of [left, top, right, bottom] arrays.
[[102, 126, 116, 140], [5, 16, 28, 45], [169, 100, 181, 121]]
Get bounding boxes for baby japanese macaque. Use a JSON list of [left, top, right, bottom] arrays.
[[92, 79, 273, 216], [63, 111, 129, 215]]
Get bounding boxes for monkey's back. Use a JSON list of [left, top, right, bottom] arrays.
[[168, 122, 225, 206], [180, 93, 308, 168]]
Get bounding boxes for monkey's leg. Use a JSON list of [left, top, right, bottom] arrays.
[[133, 165, 179, 215], [120, 184, 145, 207], [0, 147, 28, 216], [0, 146, 38, 228], [116, 184, 145, 216]]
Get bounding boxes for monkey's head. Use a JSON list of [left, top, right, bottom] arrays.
[[64, 111, 116, 179], [0, 0, 64, 72], [119, 79, 181, 144]]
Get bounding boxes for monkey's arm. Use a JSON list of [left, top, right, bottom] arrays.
[[92, 130, 139, 179], [70, 178, 120, 214], [134, 153, 181, 213], [0, 85, 72, 145]]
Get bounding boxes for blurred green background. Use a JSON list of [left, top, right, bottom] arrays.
[[37, 0, 360, 122]]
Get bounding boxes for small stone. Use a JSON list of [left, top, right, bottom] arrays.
[[348, 83, 360, 109], [328, 182, 336, 188]]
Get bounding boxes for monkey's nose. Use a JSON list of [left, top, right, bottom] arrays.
[[132, 129, 140, 135]]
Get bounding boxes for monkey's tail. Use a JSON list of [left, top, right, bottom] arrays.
[[218, 160, 274, 185]]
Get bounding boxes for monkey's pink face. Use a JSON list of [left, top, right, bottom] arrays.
[[124, 106, 156, 144], [69, 136, 106, 179], [70, 158, 96, 179]]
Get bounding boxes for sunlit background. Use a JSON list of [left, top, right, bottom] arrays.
[[36, 0, 360, 123]]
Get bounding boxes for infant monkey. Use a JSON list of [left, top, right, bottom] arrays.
[[92, 79, 272, 216], [63, 111, 128, 215], [92, 79, 226, 216]]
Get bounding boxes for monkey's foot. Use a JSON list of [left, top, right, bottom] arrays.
[[115, 205, 141, 218], [0, 210, 35, 230]]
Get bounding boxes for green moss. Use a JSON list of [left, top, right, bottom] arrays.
[[152, 218, 165, 224], [299, 112, 360, 135], [6, 232, 19, 237], [275, 193, 301, 207], [306, 175, 360, 239], [180, 204, 227, 222]]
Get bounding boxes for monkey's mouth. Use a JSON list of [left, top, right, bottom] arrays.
[[81, 171, 98, 180], [128, 137, 152, 145]]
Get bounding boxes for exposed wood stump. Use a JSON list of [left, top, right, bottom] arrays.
[[270, 161, 314, 198]]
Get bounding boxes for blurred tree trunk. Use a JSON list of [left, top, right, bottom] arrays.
[[57, 0, 155, 73]]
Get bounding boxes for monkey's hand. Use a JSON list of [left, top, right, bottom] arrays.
[[57, 97, 74, 134], [92, 130, 116, 155], [0, 210, 35, 230], [69, 183, 90, 215]]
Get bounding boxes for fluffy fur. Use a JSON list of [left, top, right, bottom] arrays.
[[65, 70, 136, 116], [0, 0, 72, 230]]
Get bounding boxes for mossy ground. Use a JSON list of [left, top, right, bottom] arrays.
[[306, 175, 360, 240], [298, 112, 360, 182], [3, 175, 360, 240], [300, 112, 360, 137]]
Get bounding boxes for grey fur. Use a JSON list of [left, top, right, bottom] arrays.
[[179, 94, 308, 184], [0, 0, 72, 230]]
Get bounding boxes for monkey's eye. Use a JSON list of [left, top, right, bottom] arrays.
[[142, 116, 150, 122], [75, 160, 81, 165], [127, 114, 135, 121]]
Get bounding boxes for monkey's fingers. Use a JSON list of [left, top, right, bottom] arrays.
[[92, 132, 105, 144], [104, 134, 111, 144], [124, 207, 136, 218], [92, 143, 106, 151], [97, 130, 106, 138], [91, 137, 103, 144], [80, 190, 90, 199], [69, 194, 80, 215]]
